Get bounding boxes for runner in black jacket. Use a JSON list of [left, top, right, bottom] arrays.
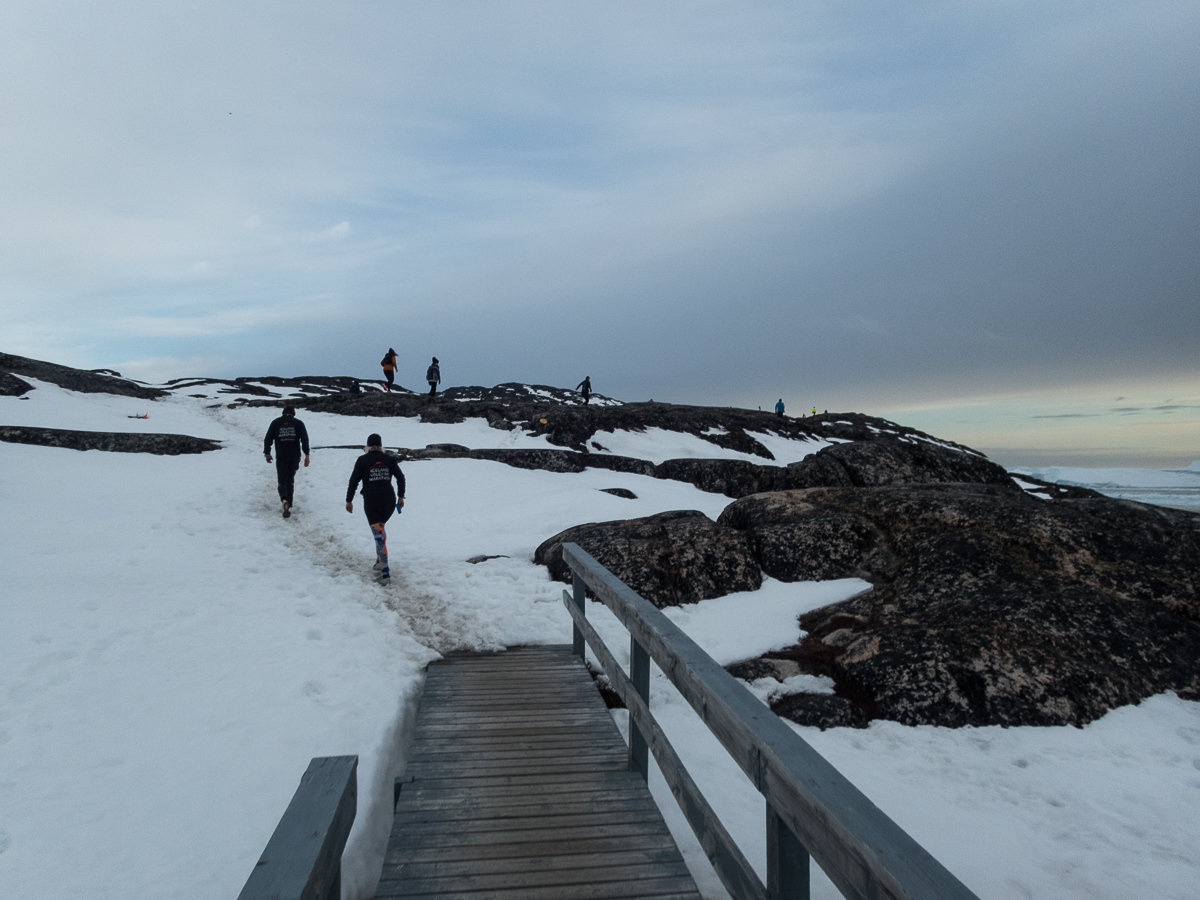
[[345, 433, 405, 583], [263, 406, 310, 517]]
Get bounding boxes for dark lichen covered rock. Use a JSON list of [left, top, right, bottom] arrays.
[[770, 693, 868, 729], [0, 372, 34, 396], [781, 438, 1012, 489], [1, 352, 166, 399], [534, 510, 762, 608], [719, 484, 1200, 728], [0, 425, 222, 455]]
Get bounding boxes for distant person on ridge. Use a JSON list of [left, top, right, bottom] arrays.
[[812, 407, 817, 416], [576, 376, 592, 405], [380, 348, 398, 393], [775, 398, 785, 417], [345, 433, 405, 585], [263, 406, 310, 518], [426, 357, 440, 397]]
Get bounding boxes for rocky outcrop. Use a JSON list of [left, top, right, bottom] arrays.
[[1, 352, 166, 399], [718, 485, 1200, 728], [381, 437, 1010, 501], [534, 510, 762, 608], [1, 372, 34, 396], [783, 438, 1010, 488], [0, 426, 222, 455], [290, 387, 973, 461]]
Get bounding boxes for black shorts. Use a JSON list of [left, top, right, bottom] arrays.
[[363, 493, 396, 526]]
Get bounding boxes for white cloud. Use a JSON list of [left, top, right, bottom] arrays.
[[114, 355, 227, 383]]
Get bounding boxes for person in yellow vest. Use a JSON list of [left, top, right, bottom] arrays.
[[380, 348, 397, 393]]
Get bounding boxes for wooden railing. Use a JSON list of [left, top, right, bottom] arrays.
[[561, 542, 980, 900], [237, 755, 358, 900]]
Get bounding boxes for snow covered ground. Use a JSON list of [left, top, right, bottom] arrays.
[[1011, 462, 1200, 509], [2, 384, 1198, 899]]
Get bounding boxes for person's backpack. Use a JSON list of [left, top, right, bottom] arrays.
[[426, 364, 439, 382], [380, 354, 390, 368]]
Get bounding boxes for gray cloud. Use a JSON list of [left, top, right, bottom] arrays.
[[1, 0, 1196, 417]]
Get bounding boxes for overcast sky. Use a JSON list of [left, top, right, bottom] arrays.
[[2, 1, 1197, 465]]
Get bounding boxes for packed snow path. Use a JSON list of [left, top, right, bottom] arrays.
[[381, 646, 700, 900]]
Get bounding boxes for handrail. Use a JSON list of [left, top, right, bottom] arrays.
[[238, 755, 358, 900], [561, 542, 979, 900]]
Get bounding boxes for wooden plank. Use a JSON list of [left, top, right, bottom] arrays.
[[410, 725, 617, 741], [394, 806, 667, 835], [406, 747, 628, 766], [389, 820, 673, 850], [398, 790, 649, 813], [396, 797, 660, 823], [418, 696, 602, 705], [378, 859, 693, 894], [384, 845, 688, 880], [406, 749, 625, 765], [383, 832, 684, 865], [421, 677, 591, 688], [375, 876, 702, 900], [563, 542, 980, 900], [398, 779, 645, 803], [405, 749, 626, 767], [237, 755, 357, 900], [403, 763, 628, 780], [413, 710, 605, 723], [400, 769, 637, 790], [409, 734, 621, 751], [398, 792, 658, 815]]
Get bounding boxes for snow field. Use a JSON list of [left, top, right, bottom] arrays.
[[0, 440, 436, 899], [3, 386, 1199, 900]]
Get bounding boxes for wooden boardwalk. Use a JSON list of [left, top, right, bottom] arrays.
[[377, 645, 703, 900]]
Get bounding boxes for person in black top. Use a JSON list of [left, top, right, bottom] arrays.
[[426, 357, 440, 397], [345, 433, 405, 583], [263, 406, 310, 518], [575, 376, 592, 405]]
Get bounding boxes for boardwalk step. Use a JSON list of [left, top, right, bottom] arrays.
[[380, 647, 701, 900]]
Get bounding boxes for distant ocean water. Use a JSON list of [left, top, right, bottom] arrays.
[[1009, 461, 1200, 512]]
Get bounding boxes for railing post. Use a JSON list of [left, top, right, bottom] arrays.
[[238, 755, 357, 900], [767, 803, 810, 900], [571, 570, 586, 657], [628, 636, 650, 781]]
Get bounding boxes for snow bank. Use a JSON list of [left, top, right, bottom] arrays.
[[590, 425, 830, 465]]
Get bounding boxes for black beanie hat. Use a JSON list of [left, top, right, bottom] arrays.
[[283, 405, 295, 416], [367, 433, 382, 447], [432, 356, 439, 364]]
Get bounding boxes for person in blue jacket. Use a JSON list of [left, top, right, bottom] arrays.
[[345, 434, 405, 584], [775, 398, 785, 417]]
